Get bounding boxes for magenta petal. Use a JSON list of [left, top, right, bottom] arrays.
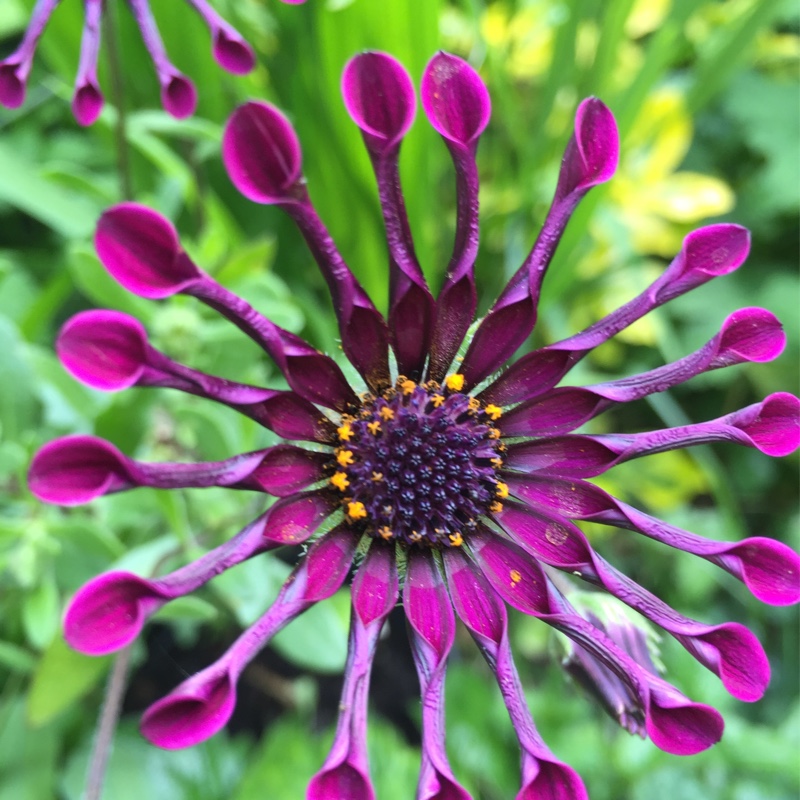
[[161, 71, 198, 119], [142, 666, 236, 749], [342, 51, 416, 153], [733, 392, 800, 456], [212, 29, 255, 75], [0, 63, 26, 108], [58, 310, 147, 390], [222, 102, 303, 204], [421, 52, 491, 150], [352, 542, 398, 625], [723, 538, 800, 605], [64, 571, 167, 655], [261, 491, 337, 547], [29, 436, 130, 505], [307, 767, 374, 800], [714, 307, 786, 364], [72, 82, 104, 126], [646, 682, 724, 756], [554, 97, 619, 201], [95, 203, 202, 298]]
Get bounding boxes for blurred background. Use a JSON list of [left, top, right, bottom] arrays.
[[0, 0, 798, 798]]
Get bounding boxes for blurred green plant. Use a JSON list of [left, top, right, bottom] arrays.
[[0, 0, 797, 798]]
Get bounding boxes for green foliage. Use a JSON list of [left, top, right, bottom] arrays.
[[0, 0, 797, 798]]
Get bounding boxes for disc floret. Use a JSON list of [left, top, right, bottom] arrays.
[[331, 375, 505, 548]]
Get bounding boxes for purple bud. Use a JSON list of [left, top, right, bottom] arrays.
[[64, 571, 168, 655], [554, 97, 619, 201], [95, 203, 202, 298], [421, 52, 491, 150], [222, 102, 303, 204], [29, 436, 130, 505], [342, 51, 416, 155], [57, 310, 148, 390]]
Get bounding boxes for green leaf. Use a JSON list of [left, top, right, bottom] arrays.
[[26, 636, 111, 726], [21, 574, 59, 651]]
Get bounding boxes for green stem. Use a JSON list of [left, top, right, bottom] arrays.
[[104, 1, 133, 200]]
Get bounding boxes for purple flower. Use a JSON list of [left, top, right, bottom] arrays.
[[29, 50, 800, 798], [0, 0, 298, 124]]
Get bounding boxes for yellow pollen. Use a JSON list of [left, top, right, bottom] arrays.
[[488, 427, 501, 440], [347, 501, 367, 520], [367, 420, 381, 435], [491, 457, 504, 468], [400, 378, 416, 395], [378, 525, 394, 540], [485, 404, 503, 421], [379, 406, 395, 421], [371, 471, 384, 482], [495, 482, 509, 499], [489, 500, 504, 514], [336, 450, 354, 467], [468, 397, 481, 412], [430, 394, 445, 408], [410, 530, 422, 542], [449, 532, 464, 547], [509, 569, 522, 587], [337, 422, 353, 441], [444, 373, 465, 392], [330, 472, 350, 491]]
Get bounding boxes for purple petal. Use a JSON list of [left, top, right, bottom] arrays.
[[309, 545, 398, 800], [352, 542, 399, 626], [444, 550, 588, 800], [141, 529, 355, 749], [29, 436, 132, 505], [58, 310, 147, 390], [458, 99, 618, 388], [469, 530, 724, 756], [260, 490, 338, 547], [481, 225, 752, 406], [71, 0, 103, 126], [405, 550, 454, 657], [127, 0, 197, 118], [64, 571, 168, 655], [421, 52, 490, 150], [553, 97, 619, 202], [222, 102, 303, 204], [0, 0, 62, 109], [184, 0, 255, 74], [161, 71, 198, 119], [95, 204, 202, 298], [342, 52, 416, 154], [711, 307, 787, 365], [519, 478, 800, 606]]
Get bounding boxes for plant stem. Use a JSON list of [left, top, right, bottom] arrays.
[[104, 1, 133, 199]]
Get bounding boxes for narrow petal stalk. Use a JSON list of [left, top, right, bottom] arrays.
[[404, 551, 470, 800], [445, 550, 588, 799], [223, 102, 391, 390], [343, 52, 435, 380], [141, 529, 355, 748], [461, 98, 618, 387], [307, 544, 399, 799], [421, 52, 491, 381], [72, 0, 104, 126], [481, 224, 752, 406], [0, 0, 61, 109], [127, 0, 197, 118]]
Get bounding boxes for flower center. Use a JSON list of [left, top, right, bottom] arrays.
[[330, 376, 506, 549]]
